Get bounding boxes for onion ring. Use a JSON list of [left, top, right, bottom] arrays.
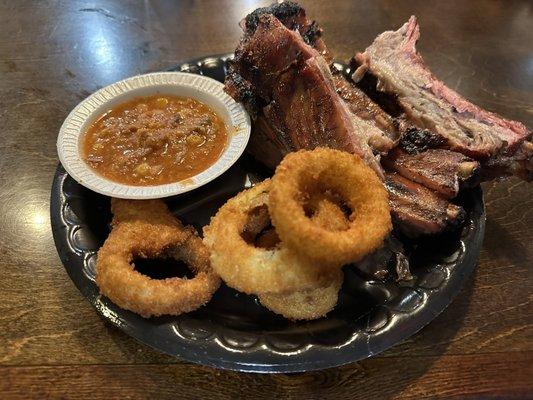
[[269, 148, 392, 265], [96, 199, 220, 318], [256, 193, 346, 320], [110, 198, 177, 227], [305, 191, 351, 231], [255, 227, 280, 249], [203, 180, 336, 295], [258, 270, 343, 320]]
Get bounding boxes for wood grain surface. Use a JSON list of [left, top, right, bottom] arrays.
[[0, 0, 531, 398]]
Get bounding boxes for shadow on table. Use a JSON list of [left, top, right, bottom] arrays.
[[482, 218, 529, 266]]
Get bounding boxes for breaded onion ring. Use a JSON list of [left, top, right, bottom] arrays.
[[110, 198, 177, 226], [256, 194, 346, 320], [258, 270, 343, 320], [203, 180, 335, 295], [255, 228, 280, 249], [269, 148, 392, 266], [306, 192, 350, 231], [96, 199, 220, 318]]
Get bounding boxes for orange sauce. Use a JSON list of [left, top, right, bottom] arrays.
[[82, 95, 227, 186]]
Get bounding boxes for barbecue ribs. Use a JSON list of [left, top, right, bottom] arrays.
[[353, 16, 532, 180], [224, 2, 530, 236]]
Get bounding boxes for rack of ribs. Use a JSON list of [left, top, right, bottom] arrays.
[[353, 15, 532, 180], [224, 2, 530, 237]]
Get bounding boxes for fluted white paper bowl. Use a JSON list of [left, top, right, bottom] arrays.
[[57, 72, 250, 199]]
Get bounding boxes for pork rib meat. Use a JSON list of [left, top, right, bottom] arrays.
[[226, 13, 384, 175], [225, 3, 466, 236], [383, 148, 479, 199], [353, 16, 532, 179], [385, 173, 465, 237]]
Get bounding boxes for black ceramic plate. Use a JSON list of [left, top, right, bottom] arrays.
[[50, 55, 485, 373]]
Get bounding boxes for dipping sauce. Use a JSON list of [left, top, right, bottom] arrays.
[[82, 95, 228, 186]]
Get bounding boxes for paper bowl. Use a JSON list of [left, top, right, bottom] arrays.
[[57, 72, 251, 199]]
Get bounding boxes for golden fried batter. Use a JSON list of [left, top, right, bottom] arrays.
[[96, 199, 220, 318]]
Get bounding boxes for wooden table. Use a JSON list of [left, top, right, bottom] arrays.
[[1, 0, 531, 398]]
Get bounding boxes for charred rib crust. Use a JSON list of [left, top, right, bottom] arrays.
[[225, 65, 262, 117], [301, 20, 321, 45], [399, 127, 445, 154], [243, 1, 324, 47], [243, 1, 303, 34]]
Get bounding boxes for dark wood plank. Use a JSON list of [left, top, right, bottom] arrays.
[[0, 0, 531, 398], [2, 353, 532, 399]]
